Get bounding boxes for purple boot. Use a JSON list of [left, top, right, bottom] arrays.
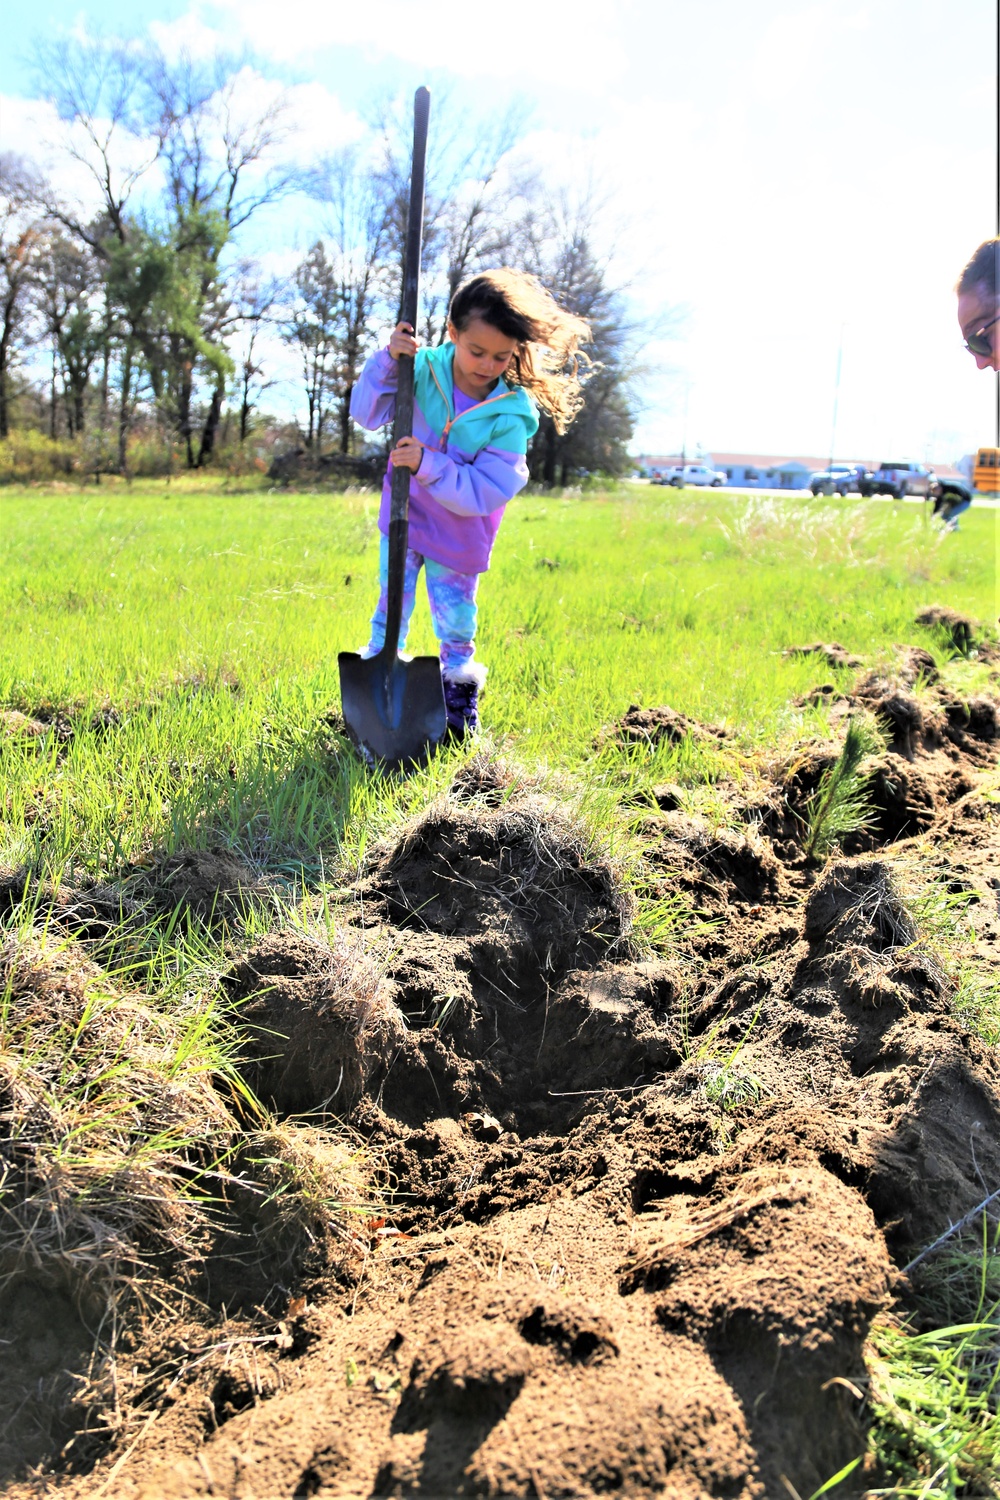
[[441, 662, 486, 739]]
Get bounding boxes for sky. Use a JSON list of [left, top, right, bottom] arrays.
[[1, 0, 996, 463]]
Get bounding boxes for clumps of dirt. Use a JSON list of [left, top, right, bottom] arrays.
[[944, 694, 998, 744], [137, 847, 268, 925], [0, 924, 383, 1484], [767, 642, 1000, 859], [449, 747, 524, 806], [6, 692, 1000, 1497], [0, 867, 147, 941], [646, 812, 789, 911], [783, 641, 862, 669], [0, 702, 125, 750], [624, 1163, 892, 1481], [365, 795, 633, 989], [0, 849, 272, 946], [853, 660, 940, 758], [0, 929, 379, 1315], [604, 703, 729, 747], [804, 859, 917, 950], [228, 1121, 370, 1274], [793, 682, 847, 708], [915, 603, 979, 655], [518, 1293, 620, 1363], [803, 859, 947, 1014], [223, 930, 404, 1115], [0, 709, 48, 739]]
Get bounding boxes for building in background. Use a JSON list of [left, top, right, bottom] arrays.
[[637, 453, 966, 488]]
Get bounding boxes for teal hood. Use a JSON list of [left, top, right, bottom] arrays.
[[415, 341, 539, 454]]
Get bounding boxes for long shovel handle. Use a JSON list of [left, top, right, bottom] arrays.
[[384, 86, 430, 660]]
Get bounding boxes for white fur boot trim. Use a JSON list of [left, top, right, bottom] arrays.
[[358, 646, 412, 661], [442, 659, 488, 688]]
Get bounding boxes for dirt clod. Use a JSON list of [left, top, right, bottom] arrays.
[[782, 641, 862, 669], [916, 603, 978, 654], [0, 709, 48, 738], [608, 703, 727, 746], [144, 848, 266, 924], [223, 931, 403, 1114]]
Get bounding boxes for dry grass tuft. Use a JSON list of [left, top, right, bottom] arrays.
[[0, 933, 235, 1315], [232, 1122, 371, 1271]]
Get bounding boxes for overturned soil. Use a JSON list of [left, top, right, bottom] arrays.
[[4, 651, 1000, 1500]]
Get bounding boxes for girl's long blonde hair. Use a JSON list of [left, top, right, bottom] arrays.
[[449, 269, 591, 433]]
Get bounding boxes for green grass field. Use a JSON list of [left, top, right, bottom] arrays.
[[1, 478, 997, 1495], [1, 478, 995, 882]]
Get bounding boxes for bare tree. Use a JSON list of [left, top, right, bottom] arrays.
[[36, 231, 102, 436], [514, 191, 646, 485], [372, 95, 530, 342], [33, 37, 162, 251], [285, 242, 339, 450], [437, 107, 530, 314], [0, 155, 47, 438], [229, 264, 279, 443], [144, 50, 293, 465], [308, 148, 395, 453]]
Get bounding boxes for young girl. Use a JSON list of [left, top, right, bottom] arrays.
[[349, 268, 590, 737]]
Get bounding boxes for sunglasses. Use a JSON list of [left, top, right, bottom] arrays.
[[965, 311, 1000, 357]]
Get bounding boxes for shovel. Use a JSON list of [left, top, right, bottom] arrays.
[[338, 86, 447, 770]]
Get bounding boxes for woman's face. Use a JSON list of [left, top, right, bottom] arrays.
[[957, 287, 1000, 372], [448, 316, 517, 396]]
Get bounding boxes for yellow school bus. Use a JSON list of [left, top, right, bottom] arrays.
[[973, 447, 1000, 492]]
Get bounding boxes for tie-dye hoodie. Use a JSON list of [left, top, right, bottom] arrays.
[[350, 340, 539, 574]]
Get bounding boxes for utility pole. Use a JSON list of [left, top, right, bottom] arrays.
[[828, 323, 845, 469], [680, 380, 690, 472]]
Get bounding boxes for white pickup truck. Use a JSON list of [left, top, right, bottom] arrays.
[[652, 463, 726, 488]]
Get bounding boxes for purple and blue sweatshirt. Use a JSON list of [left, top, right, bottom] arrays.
[[350, 341, 539, 575]]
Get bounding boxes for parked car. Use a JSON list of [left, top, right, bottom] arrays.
[[653, 463, 726, 488], [809, 464, 866, 496], [863, 462, 934, 500]]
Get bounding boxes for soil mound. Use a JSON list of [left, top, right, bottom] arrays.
[[0, 850, 274, 945], [0, 708, 48, 738], [223, 930, 404, 1114], [770, 643, 999, 859], [367, 798, 632, 989], [915, 602, 979, 655], [782, 641, 862, 669], [0, 935, 232, 1310], [606, 703, 728, 747], [141, 847, 267, 924], [625, 1162, 891, 1484], [0, 867, 146, 940], [649, 814, 789, 909], [6, 688, 1000, 1498]]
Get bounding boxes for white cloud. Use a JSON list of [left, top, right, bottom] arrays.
[[280, 80, 366, 162], [205, 0, 630, 81], [147, 11, 223, 61]]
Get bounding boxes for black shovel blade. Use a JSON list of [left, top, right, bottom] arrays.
[[338, 649, 447, 770]]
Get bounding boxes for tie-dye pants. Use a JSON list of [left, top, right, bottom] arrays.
[[363, 535, 480, 676]]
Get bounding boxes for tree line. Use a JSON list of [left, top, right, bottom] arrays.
[[1, 39, 646, 483]]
